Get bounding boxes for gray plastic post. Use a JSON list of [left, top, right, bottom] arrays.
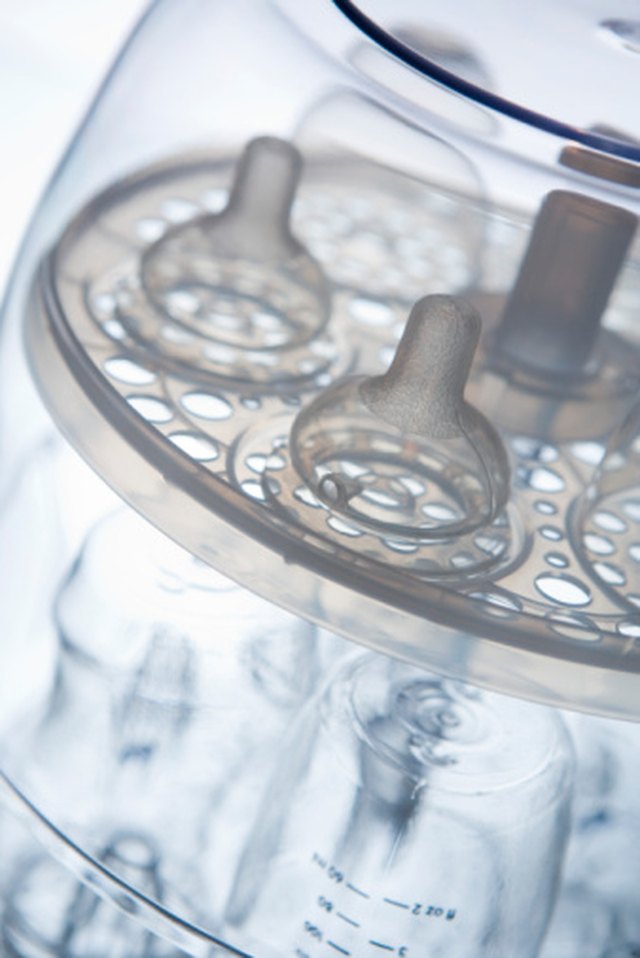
[[497, 190, 637, 375]]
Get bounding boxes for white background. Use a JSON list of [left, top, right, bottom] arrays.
[[0, 0, 146, 291]]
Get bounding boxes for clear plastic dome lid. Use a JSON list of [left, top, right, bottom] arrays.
[[335, 0, 640, 161]]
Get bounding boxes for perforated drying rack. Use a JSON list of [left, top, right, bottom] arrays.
[[27, 144, 640, 720]]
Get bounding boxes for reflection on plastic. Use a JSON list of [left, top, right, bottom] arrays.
[[560, 712, 640, 948], [4, 508, 323, 926], [540, 881, 615, 958], [2, 834, 183, 957]]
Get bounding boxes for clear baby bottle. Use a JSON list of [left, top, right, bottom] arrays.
[[225, 654, 574, 957]]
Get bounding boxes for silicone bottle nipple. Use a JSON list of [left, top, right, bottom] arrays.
[[139, 135, 329, 361], [573, 399, 640, 610], [207, 135, 305, 262], [291, 294, 509, 542]]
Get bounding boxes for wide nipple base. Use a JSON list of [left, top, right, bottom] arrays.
[[249, 412, 516, 581], [91, 137, 334, 391], [276, 295, 514, 577]]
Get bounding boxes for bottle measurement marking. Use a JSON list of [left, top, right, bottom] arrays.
[[383, 898, 409, 910], [309, 850, 454, 958], [327, 942, 351, 956], [346, 881, 370, 899], [313, 853, 370, 900]]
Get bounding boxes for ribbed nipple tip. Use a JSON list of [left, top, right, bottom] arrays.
[[365, 293, 483, 435], [405, 294, 481, 349]]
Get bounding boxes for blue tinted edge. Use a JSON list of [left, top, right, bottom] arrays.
[[332, 0, 640, 163]]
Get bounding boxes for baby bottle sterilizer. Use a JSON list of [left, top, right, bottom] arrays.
[[1, 2, 639, 956]]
